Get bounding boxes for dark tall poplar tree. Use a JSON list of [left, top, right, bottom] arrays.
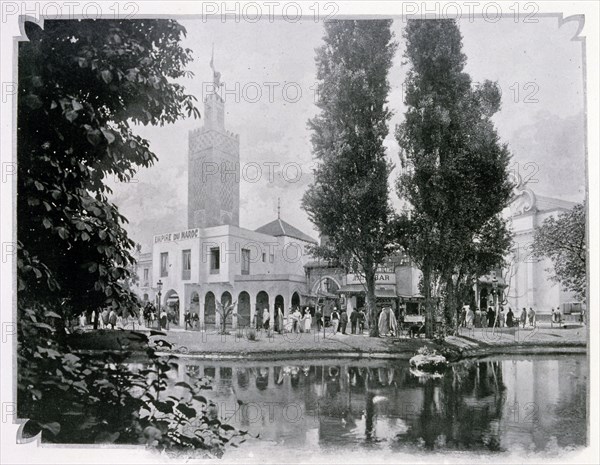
[[395, 20, 513, 336], [302, 20, 397, 336]]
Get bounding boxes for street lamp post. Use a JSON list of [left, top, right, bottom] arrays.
[[157, 280, 163, 330]]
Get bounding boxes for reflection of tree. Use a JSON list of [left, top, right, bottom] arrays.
[[393, 361, 506, 452]]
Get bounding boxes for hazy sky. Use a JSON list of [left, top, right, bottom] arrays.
[[108, 16, 587, 250]]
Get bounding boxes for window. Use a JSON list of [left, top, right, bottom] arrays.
[[182, 249, 191, 280], [143, 268, 149, 285], [241, 249, 250, 275], [262, 253, 266, 262], [160, 252, 169, 277], [210, 247, 220, 274]]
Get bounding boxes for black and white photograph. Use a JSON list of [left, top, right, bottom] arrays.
[[0, 1, 598, 463]]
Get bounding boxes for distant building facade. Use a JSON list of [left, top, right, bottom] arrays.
[[503, 179, 582, 314]]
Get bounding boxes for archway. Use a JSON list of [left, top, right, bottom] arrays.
[[204, 292, 216, 326], [256, 291, 269, 328], [291, 291, 300, 309], [238, 291, 251, 327], [220, 291, 233, 327], [274, 295, 284, 313], [164, 290, 180, 325], [479, 288, 489, 311], [190, 291, 200, 322]]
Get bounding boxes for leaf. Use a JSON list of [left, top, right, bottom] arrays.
[[71, 99, 83, 111], [23, 94, 42, 110], [44, 311, 62, 319], [101, 128, 116, 144], [39, 422, 61, 436], [101, 70, 113, 84], [34, 322, 55, 332], [65, 110, 79, 122]]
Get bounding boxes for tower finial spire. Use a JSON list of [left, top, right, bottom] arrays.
[[277, 197, 281, 219], [210, 42, 221, 88]]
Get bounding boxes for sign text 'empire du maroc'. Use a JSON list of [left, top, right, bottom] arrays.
[[154, 228, 200, 243]]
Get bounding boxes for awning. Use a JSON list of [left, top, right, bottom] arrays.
[[338, 285, 397, 298], [166, 297, 179, 304]]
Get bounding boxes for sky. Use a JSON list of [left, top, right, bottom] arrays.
[[107, 16, 587, 251]]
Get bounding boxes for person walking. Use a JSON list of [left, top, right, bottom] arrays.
[[520, 307, 527, 328], [303, 308, 312, 333], [465, 306, 474, 329], [292, 307, 302, 333], [331, 308, 340, 335], [498, 307, 505, 328], [487, 307, 495, 328], [350, 308, 359, 335], [358, 308, 366, 334], [527, 307, 536, 327], [262, 307, 270, 330], [184, 310, 192, 330], [378, 307, 390, 336], [315, 307, 323, 332], [340, 310, 349, 335], [506, 307, 514, 327], [108, 308, 117, 329]]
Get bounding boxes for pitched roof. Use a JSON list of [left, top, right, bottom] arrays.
[[255, 218, 317, 244]]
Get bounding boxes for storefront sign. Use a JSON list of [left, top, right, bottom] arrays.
[[346, 273, 395, 285], [154, 228, 200, 243]]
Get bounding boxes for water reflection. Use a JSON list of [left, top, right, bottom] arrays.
[[145, 356, 587, 455]]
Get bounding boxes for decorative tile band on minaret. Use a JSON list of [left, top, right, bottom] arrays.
[[187, 47, 240, 229]]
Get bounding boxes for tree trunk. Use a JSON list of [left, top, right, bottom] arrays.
[[365, 270, 379, 337], [423, 266, 434, 338]]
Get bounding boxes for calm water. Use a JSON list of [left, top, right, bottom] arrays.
[[147, 355, 587, 457]]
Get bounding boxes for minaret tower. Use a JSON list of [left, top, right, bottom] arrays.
[[188, 45, 240, 229]]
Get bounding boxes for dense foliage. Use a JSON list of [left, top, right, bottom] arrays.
[[18, 19, 199, 317], [16, 19, 210, 449], [302, 20, 398, 336], [532, 202, 587, 301], [18, 313, 247, 454], [395, 20, 513, 335]]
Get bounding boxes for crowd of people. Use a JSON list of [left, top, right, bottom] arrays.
[[460, 305, 539, 329]]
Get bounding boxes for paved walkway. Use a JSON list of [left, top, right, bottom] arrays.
[[151, 328, 435, 356], [454, 322, 587, 346]]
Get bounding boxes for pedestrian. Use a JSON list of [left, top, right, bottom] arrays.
[[331, 307, 340, 335], [160, 310, 168, 329], [78, 313, 86, 329], [101, 308, 109, 329], [506, 307, 514, 327], [184, 310, 191, 330], [315, 307, 323, 332], [498, 307, 505, 328], [378, 307, 390, 336], [350, 308, 359, 335], [520, 307, 527, 328], [359, 308, 366, 333], [389, 308, 398, 336], [275, 307, 284, 333], [292, 307, 302, 333], [193, 312, 200, 330], [262, 307, 270, 330], [460, 306, 467, 327], [487, 307, 495, 328], [465, 306, 474, 329], [527, 307, 536, 327], [340, 309, 348, 335], [108, 308, 117, 329], [303, 308, 312, 333]]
